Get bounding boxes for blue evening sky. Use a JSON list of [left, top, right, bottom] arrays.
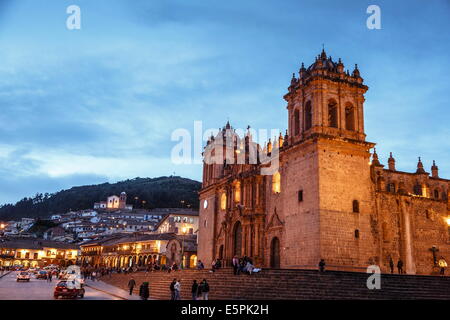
[[0, 0, 449, 204]]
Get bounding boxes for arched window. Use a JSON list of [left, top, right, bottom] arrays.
[[190, 255, 197, 268], [294, 109, 300, 136], [352, 200, 360, 213], [272, 171, 281, 194], [328, 100, 338, 128], [304, 101, 312, 131], [413, 184, 422, 196], [220, 193, 227, 210], [234, 181, 241, 203], [434, 189, 439, 199], [345, 104, 355, 131], [387, 183, 396, 193]]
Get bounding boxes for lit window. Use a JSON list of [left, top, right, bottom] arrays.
[[220, 193, 227, 210], [234, 182, 241, 203], [272, 172, 281, 194]]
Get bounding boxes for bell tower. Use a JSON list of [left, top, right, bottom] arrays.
[[284, 49, 368, 145], [278, 49, 378, 270], [119, 192, 127, 209]]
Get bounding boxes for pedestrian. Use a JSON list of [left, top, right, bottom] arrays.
[[191, 280, 199, 300], [239, 258, 245, 275], [170, 278, 177, 300], [245, 260, 255, 275], [319, 259, 326, 273], [438, 257, 447, 276], [197, 260, 204, 270], [174, 279, 181, 300], [91, 271, 96, 281], [128, 277, 136, 295], [139, 282, 150, 300], [200, 279, 209, 300], [48, 272, 53, 282], [389, 257, 394, 274], [397, 259, 404, 274], [232, 256, 239, 275]]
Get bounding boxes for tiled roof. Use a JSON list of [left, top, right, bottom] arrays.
[[0, 238, 79, 250]]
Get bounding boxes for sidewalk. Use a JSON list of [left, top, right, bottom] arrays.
[[85, 279, 142, 300]]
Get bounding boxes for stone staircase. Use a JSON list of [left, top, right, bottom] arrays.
[[102, 268, 450, 300]]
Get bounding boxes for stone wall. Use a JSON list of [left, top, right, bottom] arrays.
[[376, 192, 450, 275], [197, 187, 217, 266], [316, 138, 379, 270], [265, 139, 321, 268]]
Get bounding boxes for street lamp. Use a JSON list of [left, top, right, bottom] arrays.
[[181, 227, 187, 269]]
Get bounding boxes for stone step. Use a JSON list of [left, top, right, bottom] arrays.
[[102, 269, 450, 300]]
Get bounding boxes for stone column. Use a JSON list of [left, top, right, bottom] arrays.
[[255, 182, 260, 207], [313, 90, 319, 128], [244, 224, 250, 256], [358, 96, 365, 133], [255, 223, 259, 257], [299, 99, 304, 135], [401, 201, 416, 274]]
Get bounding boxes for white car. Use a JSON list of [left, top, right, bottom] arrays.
[[17, 271, 31, 282]]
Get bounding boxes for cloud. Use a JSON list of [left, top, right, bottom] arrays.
[[0, 0, 448, 204]]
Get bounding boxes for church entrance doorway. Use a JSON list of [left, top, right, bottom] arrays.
[[233, 222, 242, 257], [270, 237, 280, 268]]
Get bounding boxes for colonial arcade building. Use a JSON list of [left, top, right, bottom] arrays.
[[0, 238, 79, 268], [80, 209, 199, 268], [198, 50, 450, 275]]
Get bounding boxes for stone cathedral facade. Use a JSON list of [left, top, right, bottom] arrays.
[[197, 50, 450, 275]]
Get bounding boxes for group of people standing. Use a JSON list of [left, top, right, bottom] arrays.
[[190, 279, 210, 300], [389, 258, 405, 274], [127, 277, 211, 301], [232, 256, 260, 275], [169, 278, 210, 300], [81, 267, 114, 281]]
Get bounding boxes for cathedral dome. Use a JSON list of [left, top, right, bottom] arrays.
[[307, 49, 338, 72]]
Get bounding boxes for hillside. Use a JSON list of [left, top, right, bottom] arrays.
[[0, 176, 201, 220]]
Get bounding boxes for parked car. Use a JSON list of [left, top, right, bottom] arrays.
[[36, 270, 48, 280], [17, 271, 31, 282], [54, 280, 85, 299], [28, 268, 38, 274]]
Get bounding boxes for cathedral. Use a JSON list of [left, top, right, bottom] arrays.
[[197, 50, 450, 275]]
